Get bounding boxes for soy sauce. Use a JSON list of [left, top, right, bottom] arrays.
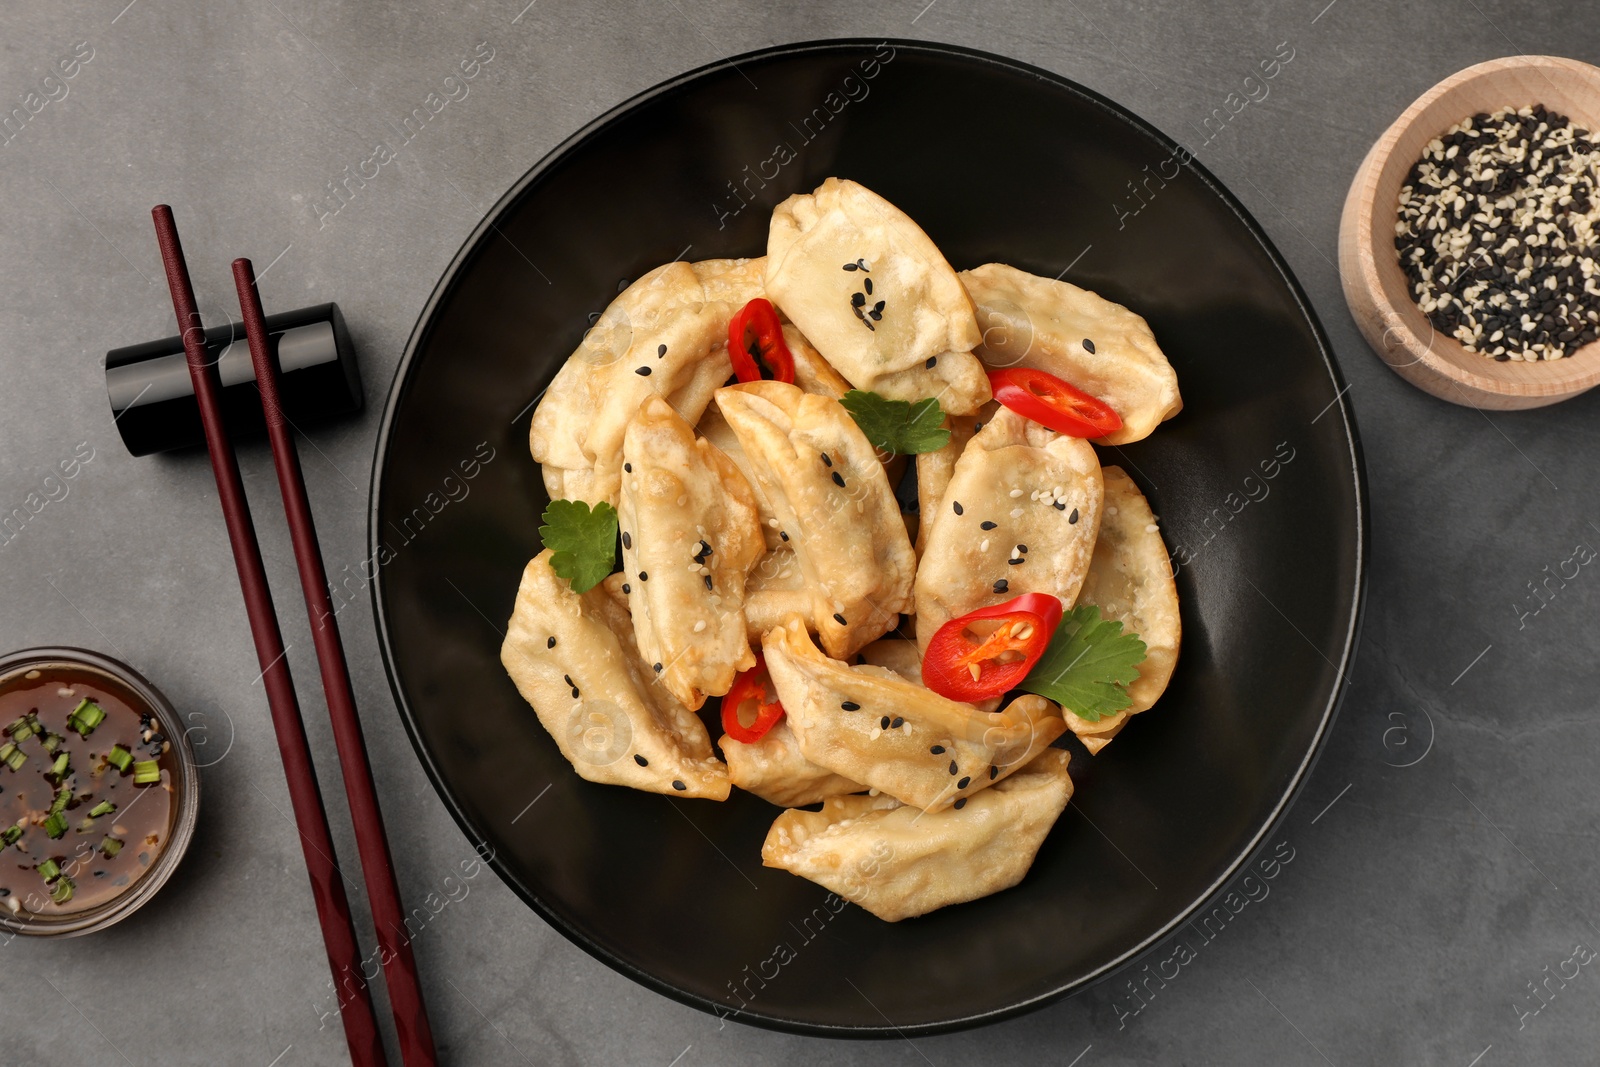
[[0, 664, 175, 916]]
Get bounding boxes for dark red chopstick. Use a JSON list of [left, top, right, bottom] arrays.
[[151, 206, 388, 1067], [232, 257, 439, 1066]]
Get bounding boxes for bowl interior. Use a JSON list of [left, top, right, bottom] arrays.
[[1363, 56, 1600, 394], [371, 39, 1364, 1035]]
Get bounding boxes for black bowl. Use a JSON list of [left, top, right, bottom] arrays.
[[370, 38, 1365, 1036]]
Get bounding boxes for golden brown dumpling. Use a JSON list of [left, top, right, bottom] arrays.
[[719, 718, 863, 808], [618, 396, 765, 710], [762, 618, 1065, 812], [500, 551, 729, 799], [764, 178, 989, 414], [762, 748, 1073, 921], [715, 381, 914, 658], [962, 262, 1181, 445], [1067, 466, 1181, 753], [914, 406, 1103, 651]]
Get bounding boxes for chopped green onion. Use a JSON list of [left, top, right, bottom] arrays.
[[41, 732, 62, 754], [132, 760, 161, 785], [68, 699, 106, 737], [50, 876, 74, 905], [76, 817, 97, 834], [0, 742, 24, 772], [48, 785, 71, 816], [8, 715, 37, 741], [100, 837, 122, 858], [89, 801, 115, 818], [37, 858, 60, 882], [105, 746, 133, 773], [41, 812, 67, 839], [0, 825, 20, 849], [50, 752, 69, 778]]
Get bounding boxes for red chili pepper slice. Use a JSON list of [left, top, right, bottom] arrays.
[[728, 298, 796, 384], [988, 367, 1122, 438], [721, 654, 785, 743], [922, 593, 1064, 703]]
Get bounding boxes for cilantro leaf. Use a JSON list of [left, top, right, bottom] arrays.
[[539, 499, 618, 593], [839, 390, 951, 455], [1018, 605, 1147, 722]]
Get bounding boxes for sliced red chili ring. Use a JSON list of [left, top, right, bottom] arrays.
[[721, 654, 785, 744], [728, 298, 796, 384], [988, 366, 1122, 438], [922, 593, 1064, 703]]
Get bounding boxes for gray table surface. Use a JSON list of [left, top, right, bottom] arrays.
[[3, 1, 1596, 1064]]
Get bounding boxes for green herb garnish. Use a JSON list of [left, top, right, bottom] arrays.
[[1018, 605, 1147, 723], [839, 390, 952, 455], [68, 699, 106, 737], [105, 746, 133, 773], [41, 732, 63, 754], [50, 876, 74, 905], [37, 859, 60, 882], [9, 714, 39, 741], [0, 825, 21, 849], [50, 752, 69, 779], [100, 837, 122, 859], [0, 742, 24, 772], [41, 813, 67, 840], [89, 801, 115, 818], [132, 760, 161, 785], [539, 498, 619, 594], [48, 785, 71, 816]]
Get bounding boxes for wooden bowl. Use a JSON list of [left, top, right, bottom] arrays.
[[1339, 55, 1600, 409]]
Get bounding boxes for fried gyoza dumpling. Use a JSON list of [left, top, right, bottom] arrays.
[[716, 381, 914, 658], [500, 551, 729, 799], [762, 618, 1065, 812], [530, 261, 737, 507], [762, 748, 1073, 921], [914, 414, 976, 559], [764, 178, 990, 414], [1067, 466, 1182, 753], [719, 718, 863, 808], [691, 256, 766, 307], [618, 396, 765, 710], [961, 262, 1181, 445], [856, 637, 923, 684], [914, 406, 1103, 652]]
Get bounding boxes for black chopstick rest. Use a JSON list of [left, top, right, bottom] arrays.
[[105, 302, 362, 456]]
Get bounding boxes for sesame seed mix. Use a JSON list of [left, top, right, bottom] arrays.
[[546, 636, 557, 649], [635, 366, 652, 376], [841, 701, 861, 711], [952, 500, 964, 515], [1397, 105, 1600, 362], [993, 579, 1009, 594], [1053, 501, 1067, 511], [634, 754, 649, 767]]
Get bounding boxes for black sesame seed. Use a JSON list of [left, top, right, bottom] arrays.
[[622, 531, 632, 549], [993, 579, 1009, 594], [925, 356, 938, 369], [957, 776, 971, 789], [953, 500, 964, 515], [563, 674, 573, 687], [890, 716, 904, 729], [831, 471, 846, 488], [634, 754, 649, 767], [954, 797, 968, 810], [864, 277, 874, 294], [989, 765, 998, 780], [657, 343, 667, 358], [1008, 557, 1025, 565], [821, 452, 833, 467], [851, 292, 866, 307], [841, 701, 860, 711], [980, 520, 997, 530], [1083, 338, 1096, 353], [1053, 501, 1066, 511], [622, 583, 631, 594], [1017, 543, 1028, 553], [948, 759, 958, 775], [635, 366, 651, 376], [570, 687, 580, 699], [779, 530, 789, 541], [703, 575, 713, 591], [639, 571, 648, 581], [547, 636, 557, 649], [880, 715, 891, 729], [930, 745, 945, 754], [832, 612, 848, 625], [672, 779, 685, 791], [843, 262, 859, 271], [624, 462, 633, 473], [653, 663, 663, 673], [1068, 508, 1079, 523]]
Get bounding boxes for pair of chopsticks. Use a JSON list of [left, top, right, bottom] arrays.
[[151, 206, 437, 1067]]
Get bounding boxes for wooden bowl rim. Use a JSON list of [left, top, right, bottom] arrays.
[[1341, 54, 1600, 404]]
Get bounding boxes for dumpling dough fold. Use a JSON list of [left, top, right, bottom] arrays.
[[719, 719, 863, 808], [715, 380, 914, 659], [762, 617, 1065, 812], [618, 396, 765, 710], [762, 748, 1073, 921], [962, 262, 1181, 445], [914, 406, 1103, 651], [765, 178, 989, 414], [500, 550, 729, 799]]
